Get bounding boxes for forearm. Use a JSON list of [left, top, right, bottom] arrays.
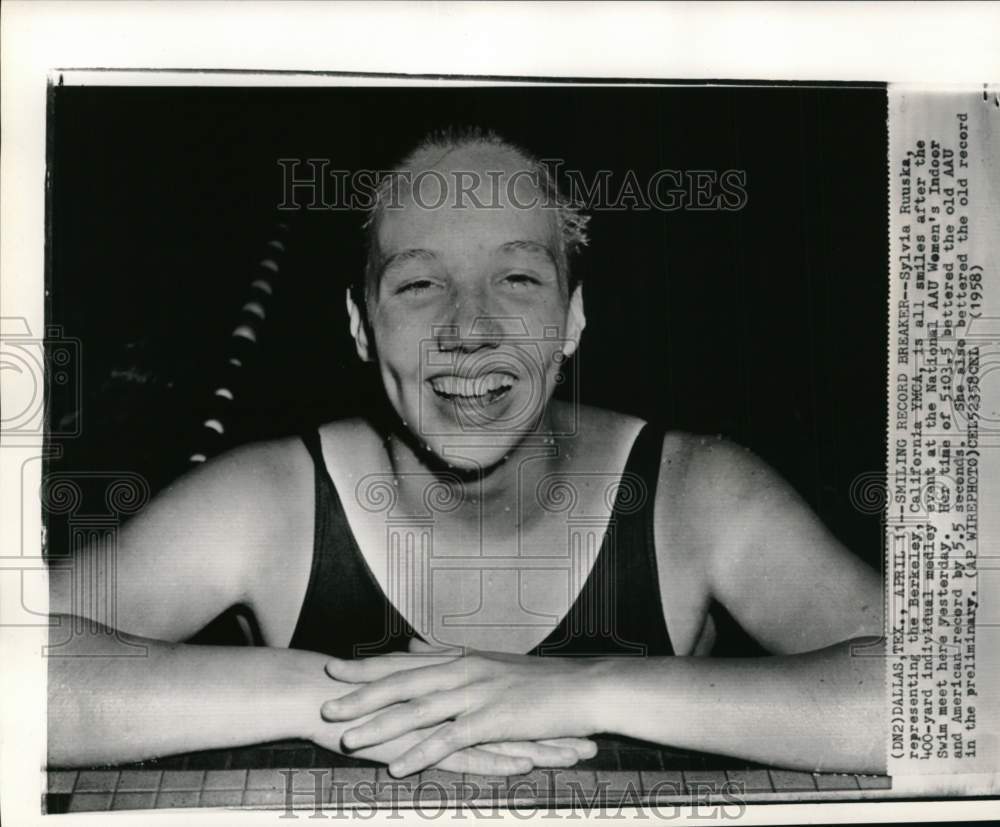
[[589, 637, 886, 774], [47, 617, 568, 776], [47, 615, 342, 768]]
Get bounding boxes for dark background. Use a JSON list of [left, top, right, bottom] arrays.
[[46, 82, 888, 585]]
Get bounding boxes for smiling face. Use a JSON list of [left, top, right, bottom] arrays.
[[348, 144, 585, 473]]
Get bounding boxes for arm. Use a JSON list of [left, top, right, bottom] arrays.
[[47, 442, 581, 773], [319, 638, 884, 777], [48, 619, 337, 767], [590, 638, 884, 774], [593, 437, 885, 773], [318, 438, 886, 776], [46, 440, 327, 766], [47, 440, 297, 641], [48, 619, 551, 774]]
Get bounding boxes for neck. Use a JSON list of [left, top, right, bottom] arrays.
[[383, 403, 569, 519]]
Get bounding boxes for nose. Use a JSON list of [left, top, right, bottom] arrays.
[[435, 289, 505, 353]]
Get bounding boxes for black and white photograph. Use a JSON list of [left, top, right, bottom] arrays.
[[41, 77, 891, 809], [2, 3, 998, 824]]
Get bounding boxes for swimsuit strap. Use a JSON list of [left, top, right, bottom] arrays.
[[289, 429, 413, 657], [532, 421, 674, 656]]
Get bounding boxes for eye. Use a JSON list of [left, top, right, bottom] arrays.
[[503, 273, 541, 288], [396, 279, 439, 295]]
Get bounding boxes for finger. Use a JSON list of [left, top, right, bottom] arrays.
[[340, 686, 472, 749], [478, 740, 579, 767], [325, 652, 457, 683], [388, 714, 491, 778], [434, 747, 532, 777], [408, 636, 463, 655], [322, 661, 465, 721], [538, 737, 599, 759]]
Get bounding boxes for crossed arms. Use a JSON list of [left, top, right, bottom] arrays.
[[47, 434, 886, 775]]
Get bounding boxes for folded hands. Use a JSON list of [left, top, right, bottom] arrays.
[[315, 641, 606, 777]]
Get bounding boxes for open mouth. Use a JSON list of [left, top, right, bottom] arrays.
[[428, 372, 517, 404]]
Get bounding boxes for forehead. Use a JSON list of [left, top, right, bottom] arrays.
[[375, 150, 558, 262]]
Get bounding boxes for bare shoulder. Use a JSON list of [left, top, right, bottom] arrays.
[[192, 433, 318, 638], [655, 431, 806, 565], [315, 417, 388, 478], [661, 432, 783, 508], [167, 434, 314, 524], [150, 435, 319, 578], [648, 432, 779, 584], [646, 432, 738, 566], [53, 434, 320, 641], [662, 433, 882, 652], [317, 416, 384, 449]]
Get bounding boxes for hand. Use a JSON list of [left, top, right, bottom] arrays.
[[310, 683, 594, 775], [310, 711, 584, 776], [321, 649, 603, 777]]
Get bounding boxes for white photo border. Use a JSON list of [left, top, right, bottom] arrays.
[[4, 2, 1000, 826]]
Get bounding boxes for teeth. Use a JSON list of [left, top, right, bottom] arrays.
[[430, 373, 515, 398]]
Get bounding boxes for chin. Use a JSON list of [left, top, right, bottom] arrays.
[[417, 431, 519, 478]]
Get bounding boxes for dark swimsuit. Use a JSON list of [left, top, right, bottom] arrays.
[[289, 423, 674, 659]]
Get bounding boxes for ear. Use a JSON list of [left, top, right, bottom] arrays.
[[561, 283, 586, 359], [345, 287, 373, 362]]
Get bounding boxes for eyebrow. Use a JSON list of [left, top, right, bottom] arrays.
[[381, 241, 555, 273], [497, 239, 558, 266], [379, 248, 438, 278]]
